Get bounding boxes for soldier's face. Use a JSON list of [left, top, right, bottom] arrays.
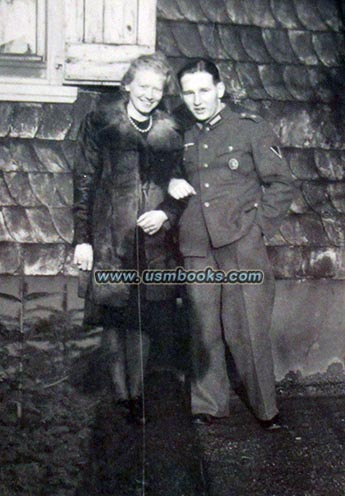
[[180, 71, 225, 122], [126, 69, 165, 118]]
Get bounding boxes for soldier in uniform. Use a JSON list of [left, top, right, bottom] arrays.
[[169, 59, 293, 428]]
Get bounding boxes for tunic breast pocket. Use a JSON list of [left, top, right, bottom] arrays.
[[216, 145, 254, 177]]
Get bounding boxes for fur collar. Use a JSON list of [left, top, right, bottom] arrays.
[[95, 93, 182, 152]]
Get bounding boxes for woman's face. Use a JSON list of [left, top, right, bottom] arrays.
[[126, 68, 166, 118]]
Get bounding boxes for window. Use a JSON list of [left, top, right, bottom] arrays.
[[0, 0, 157, 102], [0, 0, 77, 102], [0, 0, 46, 77]]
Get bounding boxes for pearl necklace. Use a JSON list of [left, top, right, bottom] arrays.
[[128, 113, 153, 133]]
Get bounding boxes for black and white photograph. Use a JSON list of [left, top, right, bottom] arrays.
[[0, 1, 345, 495]]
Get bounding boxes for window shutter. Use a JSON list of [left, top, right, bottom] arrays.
[[64, 0, 157, 85]]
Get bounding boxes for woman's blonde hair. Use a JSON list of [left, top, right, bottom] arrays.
[[121, 51, 176, 94]]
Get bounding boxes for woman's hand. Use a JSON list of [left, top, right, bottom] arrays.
[[137, 210, 168, 235], [168, 178, 196, 199], [73, 243, 93, 271]]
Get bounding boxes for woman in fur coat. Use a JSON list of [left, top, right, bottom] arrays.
[[73, 53, 183, 422]]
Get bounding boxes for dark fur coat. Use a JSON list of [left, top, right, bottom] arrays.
[[73, 93, 183, 307]]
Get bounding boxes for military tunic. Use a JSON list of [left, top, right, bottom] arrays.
[[179, 104, 293, 420]]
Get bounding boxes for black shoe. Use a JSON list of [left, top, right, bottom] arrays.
[[258, 414, 283, 431], [192, 413, 216, 426]]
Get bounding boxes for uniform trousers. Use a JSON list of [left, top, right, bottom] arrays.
[[184, 223, 278, 421]]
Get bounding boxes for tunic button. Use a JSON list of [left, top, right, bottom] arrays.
[[205, 127, 210, 132], [228, 158, 239, 170], [204, 202, 210, 207], [203, 143, 208, 149], [203, 163, 209, 168], [204, 183, 210, 188], [254, 202, 259, 208], [228, 145, 233, 152]]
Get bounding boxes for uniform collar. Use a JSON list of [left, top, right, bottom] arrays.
[[195, 103, 235, 131]]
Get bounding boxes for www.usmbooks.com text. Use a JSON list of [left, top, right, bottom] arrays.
[[94, 267, 264, 285]]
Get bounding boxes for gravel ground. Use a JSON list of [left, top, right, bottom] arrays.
[[2, 316, 345, 495]]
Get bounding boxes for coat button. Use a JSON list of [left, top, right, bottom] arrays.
[[205, 126, 210, 132], [203, 163, 209, 168], [228, 158, 239, 170], [228, 145, 233, 152], [204, 202, 210, 207], [204, 183, 210, 188], [254, 202, 259, 208], [203, 143, 208, 149]]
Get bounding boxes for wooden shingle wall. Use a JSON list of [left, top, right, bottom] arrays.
[[157, 0, 345, 279], [0, 92, 100, 327]]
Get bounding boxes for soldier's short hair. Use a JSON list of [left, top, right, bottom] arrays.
[[177, 59, 221, 85]]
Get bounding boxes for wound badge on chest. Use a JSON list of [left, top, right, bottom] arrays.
[[228, 158, 239, 170]]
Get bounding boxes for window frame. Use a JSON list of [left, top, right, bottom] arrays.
[[0, 0, 157, 102], [0, 0, 46, 61], [0, 0, 76, 103]]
